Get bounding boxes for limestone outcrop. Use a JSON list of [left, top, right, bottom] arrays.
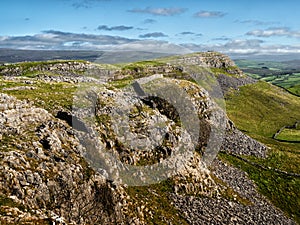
[[0, 52, 295, 224]]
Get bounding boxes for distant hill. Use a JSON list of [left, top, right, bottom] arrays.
[[0, 48, 172, 64], [230, 53, 300, 61], [0, 48, 107, 63]]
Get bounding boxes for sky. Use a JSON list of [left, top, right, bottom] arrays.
[[1, 0, 300, 57]]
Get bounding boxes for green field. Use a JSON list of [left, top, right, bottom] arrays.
[[275, 128, 300, 142], [226, 81, 300, 137], [224, 81, 300, 223], [235, 59, 300, 96], [288, 84, 300, 96]]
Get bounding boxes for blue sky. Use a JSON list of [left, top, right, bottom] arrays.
[[1, 0, 300, 56]]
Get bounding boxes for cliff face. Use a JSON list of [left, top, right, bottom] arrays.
[[0, 52, 295, 224]]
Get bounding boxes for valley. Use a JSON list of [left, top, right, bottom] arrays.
[[235, 59, 300, 96]]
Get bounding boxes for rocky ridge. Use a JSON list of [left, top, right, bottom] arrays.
[[0, 52, 296, 224], [0, 61, 90, 77]]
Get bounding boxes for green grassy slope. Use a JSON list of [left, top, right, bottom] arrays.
[[0, 78, 76, 114], [224, 81, 300, 223], [226, 81, 300, 138]]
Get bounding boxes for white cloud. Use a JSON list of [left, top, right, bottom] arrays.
[[2, 31, 300, 57], [0, 36, 9, 41], [246, 27, 300, 38], [139, 32, 168, 38], [71, 0, 109, 9], [0, 31, 190, 54], [194, 11, 226, 18], [143, 19, 157, 24], [128, 7, 187, 16], [113, 40, 192, 54], [212, 36, 231, 41], [181, 39, 300, 55], [235, 19, 279, 26], [97, 25, 134, 31], [0, 30, 136, 50], [35, 33, 58, 39]]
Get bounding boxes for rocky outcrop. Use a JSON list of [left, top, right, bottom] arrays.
[[0, 94, 126, 224], [0, 61, 89, 76], [0, 53, 296, 224], [217, 73, 256, 94], [111, 52, 244, 82], [176, 51, 244, 76], [0, 61, 114, 83]]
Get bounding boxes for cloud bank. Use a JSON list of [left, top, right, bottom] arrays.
[[181, 39, 300, 55], [139, 32, 168, 38], [246, 27, 300, 38], [235, 19, 279, 26], [194, 11, 226, 18], [1, 31, 300, 57], [128, 7, 187, 16], [0, 30, 136, 50], [97, 25, 134, 31]]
